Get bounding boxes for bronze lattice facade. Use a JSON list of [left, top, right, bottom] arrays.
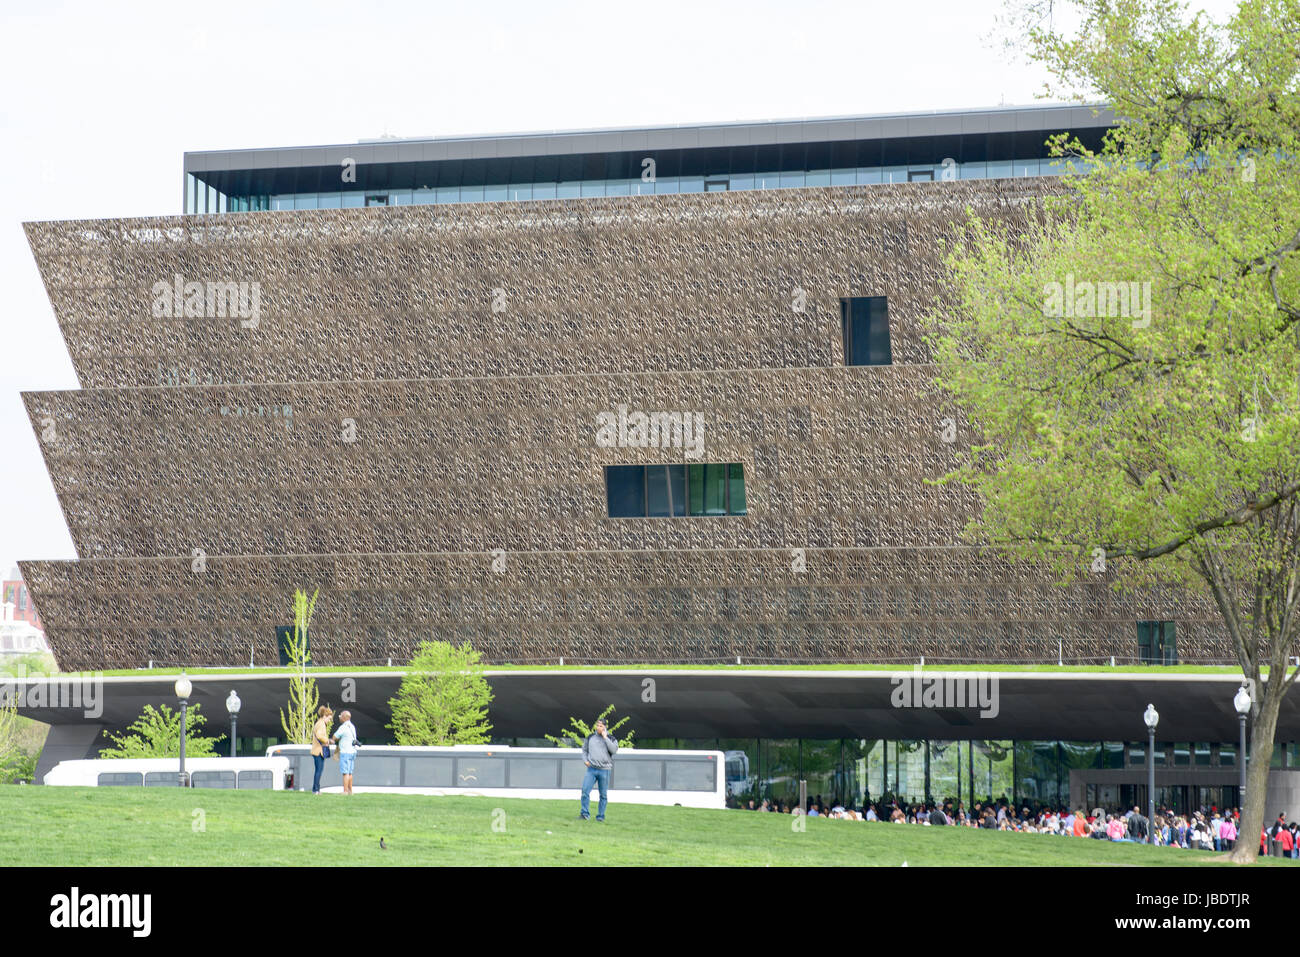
[[21, 178, 1225, 670]]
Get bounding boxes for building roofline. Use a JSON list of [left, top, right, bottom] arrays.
[[183, 102, 1114, 174]]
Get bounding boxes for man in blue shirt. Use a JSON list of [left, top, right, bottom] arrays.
[[332, 710, 359, 796], [579, 719, 618, 822]]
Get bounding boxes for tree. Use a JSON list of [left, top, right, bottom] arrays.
[[545, 704, 636, 749], [100, 703, 221, 759], [279, 587, 320, 745], [0, 696, 19, 777], [924, 0, 1300, 863], [387, 641, 493, 745]]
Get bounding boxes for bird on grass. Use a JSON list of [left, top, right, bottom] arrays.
[[379, 837, 387, 850]]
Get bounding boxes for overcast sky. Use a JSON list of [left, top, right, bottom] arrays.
[[0, 0, 1239, 574]]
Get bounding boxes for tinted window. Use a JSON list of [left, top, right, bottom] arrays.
[[237, 769, 274, 790], [666, 758, 717, 792], [404, 756, 454, 787], [508, 758, 560, 788], [614, 760, 663, 790], [455, 756, 505, 788], [97, 772, 143, 786], [842, 297, 892, 366], [561, 756, 588, 789], [646, 464, 686, 517], [606, 465, 645, 517], [358, 756, 402, 787], [144, 771, 176, 787], [728, 464, 747, 515], [191, 770, 237, 789]]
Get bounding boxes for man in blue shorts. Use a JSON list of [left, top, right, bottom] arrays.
[[332, 710, 359, 796]]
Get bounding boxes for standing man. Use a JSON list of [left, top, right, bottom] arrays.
[[579, 718, 618, 822], [332, 710, 359, 796]]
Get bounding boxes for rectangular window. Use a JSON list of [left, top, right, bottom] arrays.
[[646, 464, 686, 517], [404, 756, 454, 786], [455, 756, 505, 788], [191, 770, 237, 789], [841, 296, 892, 366], [688, 463, 728, 516], [237, 769, 274, 790], [97, 772, 143, 786], [508, 758, 560, 788], [728, 463, 747, 515], [607, 463, 747, 517], [605, 465, 646, 518], [1137, 620, 1178, 664], [614, 760, 664, 790]]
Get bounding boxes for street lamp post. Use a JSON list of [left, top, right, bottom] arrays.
[[175, 672, 192, 787], [1143, 703, 1159, 844], [226, 690, 242, 758], [1234, 685, 1252, 813]]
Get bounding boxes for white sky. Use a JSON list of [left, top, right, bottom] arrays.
[[0, 0, 1240, 572]]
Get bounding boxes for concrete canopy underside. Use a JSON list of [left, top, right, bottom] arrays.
[[17, 670, 1292, 752]]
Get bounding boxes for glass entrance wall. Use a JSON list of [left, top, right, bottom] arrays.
[[622, 737, 1259, 810]]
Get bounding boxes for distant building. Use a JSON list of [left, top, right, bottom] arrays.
[[2, 566, 42, 632], [1, 598, 48, 656]]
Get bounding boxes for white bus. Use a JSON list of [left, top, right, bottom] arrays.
[[44, 756, 292, 790], [268, 744, 726, 808]]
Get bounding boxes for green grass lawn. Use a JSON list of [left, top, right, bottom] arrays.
[[0, 787, 1285, 866]]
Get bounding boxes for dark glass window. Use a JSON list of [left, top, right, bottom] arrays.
[[237, 769, 274, 789], [97, 772, 143, 786], [455, 756, 505, 788], [508, 758, 560, 788], [404, 756, 454, 786], [191, 770, 237, 789], [606, 465, 646, 518], [665, 757, 718, 792], [607, 463, 746, 517], [646, 464, 686, 517], [842, 296, 892, 366], [359, 756, 402, 786], [144, 771, 176, 787], [689, 464, 728, 516], [728, 463, 747, 515], [1137, 620, 1177, 664], [615, 760, 664, 790]]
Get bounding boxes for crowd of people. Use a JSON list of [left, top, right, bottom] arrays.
[[729, 794, 1300, 856]]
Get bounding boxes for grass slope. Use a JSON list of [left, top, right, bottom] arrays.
[[0, 788, 1283, 867]]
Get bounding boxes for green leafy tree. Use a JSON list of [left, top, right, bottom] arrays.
[[0, 696, 19, 777], [925, 0, 1300, 863], [388, 641, 493, 745], [279, 587, 320, 745], [545, 704, 636, 749], [1, 749, 38, 785], [100, 703, 221, 759]]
